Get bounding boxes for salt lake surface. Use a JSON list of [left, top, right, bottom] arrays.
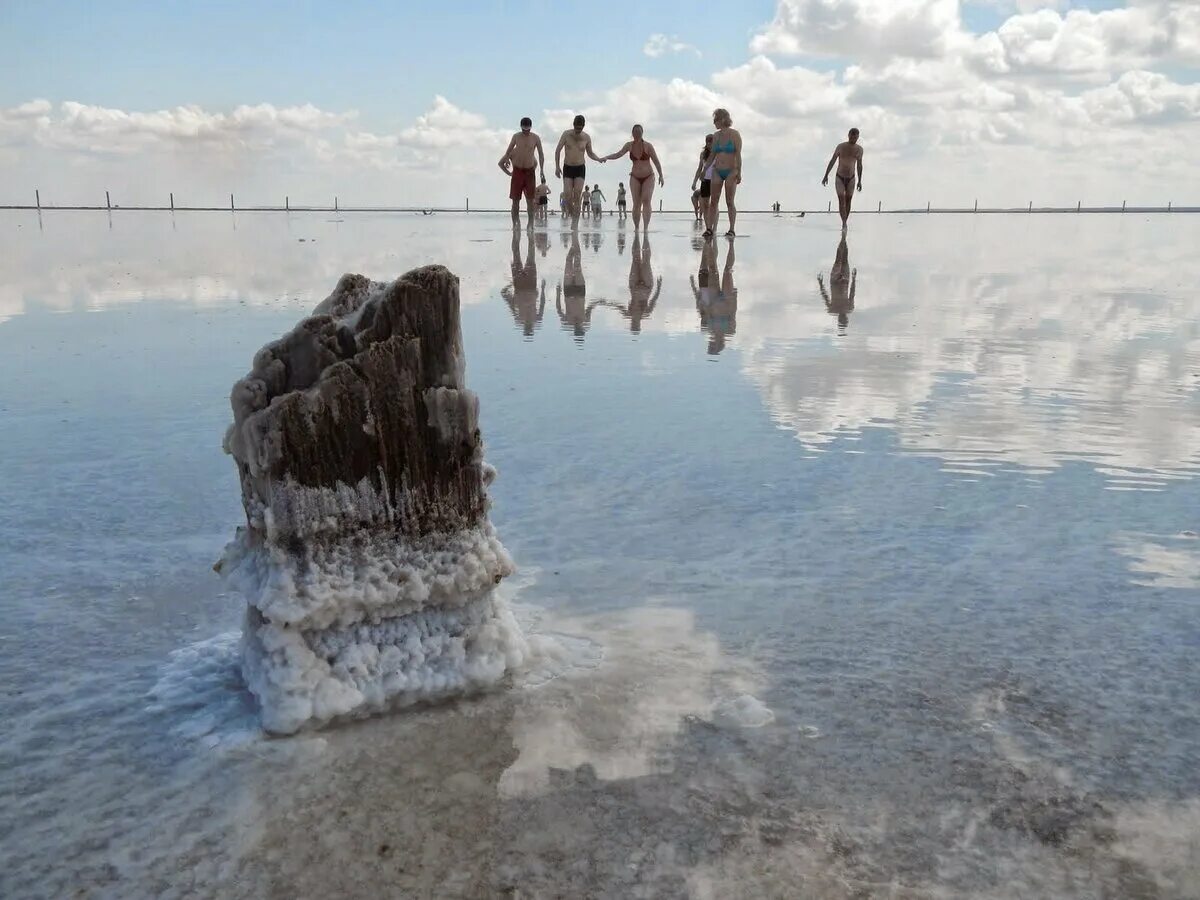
[[1, 210, 1198, 898]]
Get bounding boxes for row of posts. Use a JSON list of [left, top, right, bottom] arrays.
[[30, 188, 1180, 213]]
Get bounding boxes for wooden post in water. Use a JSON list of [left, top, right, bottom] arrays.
[[877, 200, 881, 213], [231, 193, 235, 211], [1028, 201, 1033, 213], [1122, 200, 1126, 212], [466, 197, 469, 211], [827, 201, 831, 213], [35, 189, 40, 211], [106, 191, 111, 211], [974, 199, 978, 213], [285, 196, 289, 211], [170, 192, 174, 211], [218, 266, 525, 734], [335, 196, 338, 212], [1077, 201, 1081, 213], [1168, 201, 1172, 213], [926, 201, 930, 213]]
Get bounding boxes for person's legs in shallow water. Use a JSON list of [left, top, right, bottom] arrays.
[[629, 175, 645, 231]]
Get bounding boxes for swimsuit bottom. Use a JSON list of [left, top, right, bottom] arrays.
[[563, 164, 586, 180], [836, 174, 856, 196], [714, 168, 733, 181], [700, 179, 711, 198], [509, 167, 537, 200], [538, 196, 548, 205]]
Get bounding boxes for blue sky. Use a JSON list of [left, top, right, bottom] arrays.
[[0, 0, 776, 130], [0, 1, 1196, 208]]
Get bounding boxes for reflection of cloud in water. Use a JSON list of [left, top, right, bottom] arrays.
[[0, 211, 506, 322], [740, 229, 1200, 479], [501, 605, 766, 797], [1114, 532, 1200, 589]]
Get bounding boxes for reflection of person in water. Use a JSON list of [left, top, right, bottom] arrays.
[[616, 217, 627, 255], [502, 230, 545, 337], [556, 231, 601, 340], [817, 234, 856, 332], [602, 234, 661, 333], [691, 239, 738, 354]]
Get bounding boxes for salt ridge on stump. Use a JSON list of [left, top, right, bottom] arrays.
[[216, 266, 528, 734]]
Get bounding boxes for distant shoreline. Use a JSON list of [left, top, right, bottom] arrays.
[[3, 206, 1196, 215]]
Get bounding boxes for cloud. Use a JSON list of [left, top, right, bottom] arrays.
[[750, 0, 964, 61], [398, 95, 503, 148], [0, 99, 357, 156], [965, 0, 1068, 12], [1080, 69, 1200, 125], [974, 4, 1199, 78], [711, 56, 851, 117], [643, 33, 701, 58], [0, 95, 510, 205]]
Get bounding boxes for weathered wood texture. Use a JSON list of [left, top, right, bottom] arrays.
[[229, 266, 487, 543]]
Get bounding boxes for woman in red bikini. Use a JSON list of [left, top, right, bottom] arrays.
[[602, 124, 664, 232]]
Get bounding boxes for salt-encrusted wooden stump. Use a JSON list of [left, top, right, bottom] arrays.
[[217, 266, 527, 734]]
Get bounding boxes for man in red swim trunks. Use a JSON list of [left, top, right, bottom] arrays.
[[498, 117, 546, 229]]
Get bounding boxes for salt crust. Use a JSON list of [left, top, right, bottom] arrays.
[[217, 519, 513, 632], [217, 270, 525, 733], [242, 594, 529, 735]]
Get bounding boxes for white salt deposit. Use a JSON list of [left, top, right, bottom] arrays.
[[216, 522, 514, 631], [242, 594, 529, 735], [715, 693, 776, 728]]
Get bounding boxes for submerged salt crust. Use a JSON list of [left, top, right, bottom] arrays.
[[2, 211, 1200, 898]]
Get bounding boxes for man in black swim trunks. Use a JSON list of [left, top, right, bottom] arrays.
[[822, 127, 863, 230], [555, 114, 605, 229], [535, 175, 551, 223]]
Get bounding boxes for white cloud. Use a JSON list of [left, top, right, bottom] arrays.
[[1080, 69, 1200, 125], [965, 0, 1068, 12], [711, 56, 850, 117], [0, 99, 357, 158], [977, 4, 1199, 78], [643, 33, 701, 58], [751, 0, 964, 61]]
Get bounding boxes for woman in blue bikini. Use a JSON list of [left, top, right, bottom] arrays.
[[704, 108, 742, 239]]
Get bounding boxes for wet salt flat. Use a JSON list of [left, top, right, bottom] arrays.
[[1, 209, 1199, 898]]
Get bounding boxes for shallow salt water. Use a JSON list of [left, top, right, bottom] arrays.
[[1, 209, 1199, 898]]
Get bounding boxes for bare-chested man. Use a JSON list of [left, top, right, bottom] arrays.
[[498, 117, 545, 229], [555, 114, 605, 229], [821, 127, 863, 230]]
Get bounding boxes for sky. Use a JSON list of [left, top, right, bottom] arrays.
[[0, 0, 1197, 210]]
